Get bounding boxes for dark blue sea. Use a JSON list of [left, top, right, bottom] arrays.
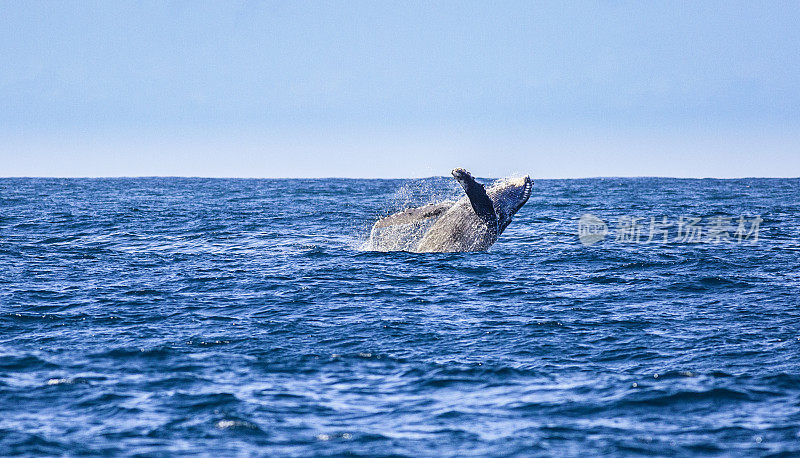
[[1, 177, 799, 456]]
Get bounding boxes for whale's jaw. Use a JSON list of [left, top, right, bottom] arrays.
[[488, 175, 533, 233]]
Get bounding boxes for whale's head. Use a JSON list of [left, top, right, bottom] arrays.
[[487, 175, 533, 232]]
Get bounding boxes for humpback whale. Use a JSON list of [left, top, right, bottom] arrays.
[[367, 168, 533, 252]]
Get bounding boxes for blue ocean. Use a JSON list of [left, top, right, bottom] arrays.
[[1, 176, 799, 456]]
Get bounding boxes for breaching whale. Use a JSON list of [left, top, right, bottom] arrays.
[[367, 168, 533, 252]]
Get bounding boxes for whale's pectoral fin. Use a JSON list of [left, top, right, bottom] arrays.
[[451, 168, 497, 227], [373, 201, 454, 228]]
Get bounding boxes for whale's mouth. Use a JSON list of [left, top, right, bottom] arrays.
[[489, 175, 533, 223], [520, 176, 533, 206], [512, 176, 533, 215]]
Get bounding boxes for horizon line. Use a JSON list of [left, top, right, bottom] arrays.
[[2, 175, 799, 180]]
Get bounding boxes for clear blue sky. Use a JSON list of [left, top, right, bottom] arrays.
[[2, 1, 798, 178]]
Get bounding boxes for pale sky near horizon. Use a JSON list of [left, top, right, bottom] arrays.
[[1, 1, 799, 178]]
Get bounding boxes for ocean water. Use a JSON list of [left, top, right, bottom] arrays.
[[1, 176, 799, 456]]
